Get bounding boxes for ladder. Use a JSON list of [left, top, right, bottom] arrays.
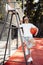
[[0, 10, 28, 65], [0, 1, 28, 65]]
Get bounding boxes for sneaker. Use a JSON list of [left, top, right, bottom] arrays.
[[25, 48, 30, 55], [27, 57, 33, 62]]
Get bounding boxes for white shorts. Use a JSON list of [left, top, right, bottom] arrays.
[[22, 36, 35, 49]]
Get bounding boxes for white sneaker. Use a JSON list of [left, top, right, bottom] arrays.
[[25, 48, 30, 55], [27, 57, 33, 62]]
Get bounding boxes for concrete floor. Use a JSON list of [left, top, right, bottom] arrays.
[[0, 36, 21, 63]]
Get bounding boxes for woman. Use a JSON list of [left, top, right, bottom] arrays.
[[19, 16, 38, 62]]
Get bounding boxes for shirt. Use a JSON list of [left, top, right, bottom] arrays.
[[20, 23, 37, 38]]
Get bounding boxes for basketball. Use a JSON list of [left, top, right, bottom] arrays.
[[30, 28, 37, 35]]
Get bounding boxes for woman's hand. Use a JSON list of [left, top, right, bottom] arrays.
[[34, 28, 39, 36]]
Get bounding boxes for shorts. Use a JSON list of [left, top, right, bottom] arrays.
[[22, 36, 35, 49]]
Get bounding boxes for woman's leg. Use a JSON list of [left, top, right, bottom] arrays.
[[26, 38, 34, 62], [27, 38, 36, 62]]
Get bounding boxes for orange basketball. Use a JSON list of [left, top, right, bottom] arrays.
[[30, 28, 37, 35]]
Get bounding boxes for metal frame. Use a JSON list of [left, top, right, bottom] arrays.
[[0, 10, 28, 65], [0, 1, 28, 65]]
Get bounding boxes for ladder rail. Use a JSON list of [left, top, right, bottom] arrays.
[[3, 12, 13, 65], [15, 12, 28, 65]]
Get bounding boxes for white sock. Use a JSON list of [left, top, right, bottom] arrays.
[[25, 48, 30, 55]]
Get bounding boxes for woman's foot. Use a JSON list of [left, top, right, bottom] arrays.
[[27, 57, 33, 62]]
